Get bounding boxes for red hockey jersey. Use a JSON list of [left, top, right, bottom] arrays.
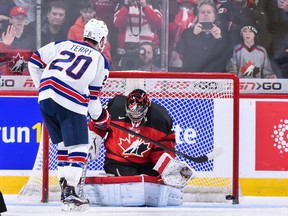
[[104, 95, 175, 166]]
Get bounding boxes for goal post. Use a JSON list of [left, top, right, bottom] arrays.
[[18, 72, 240, 204]]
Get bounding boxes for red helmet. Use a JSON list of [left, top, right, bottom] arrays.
[[177, 0, 198, 5], [126, 89, 151, 128]]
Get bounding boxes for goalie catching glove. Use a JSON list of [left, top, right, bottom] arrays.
[[88, 108, 110, 160], [153, 153, 195, 188]]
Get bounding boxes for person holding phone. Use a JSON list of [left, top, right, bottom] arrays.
[[176, 1, 226, 72]]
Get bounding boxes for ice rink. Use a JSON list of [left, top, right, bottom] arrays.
[[2, 195, 288, 216]]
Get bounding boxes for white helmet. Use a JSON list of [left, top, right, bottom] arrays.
[[84, 18, 109, 50]]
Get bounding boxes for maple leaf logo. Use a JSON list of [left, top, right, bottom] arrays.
[[8, 53, 27, 74], [118, 134, 150, 157], [240, 60, 254, 75]]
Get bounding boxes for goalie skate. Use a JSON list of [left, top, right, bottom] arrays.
[[61, 185, 89, 212]]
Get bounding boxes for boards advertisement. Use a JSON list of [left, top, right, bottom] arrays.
[[0, 97, 42, 169]]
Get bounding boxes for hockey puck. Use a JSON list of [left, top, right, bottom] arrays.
[[225, 195, 234, 200]]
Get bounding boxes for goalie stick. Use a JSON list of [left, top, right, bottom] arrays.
[[110, 122, 223, 163]]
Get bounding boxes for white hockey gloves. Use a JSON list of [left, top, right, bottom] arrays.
[[88, 108, 110, 160], [88, 130, 103, 160], [153, 153, 195, 188]]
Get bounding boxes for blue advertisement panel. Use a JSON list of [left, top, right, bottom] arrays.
[[0, 97, 42, 169]]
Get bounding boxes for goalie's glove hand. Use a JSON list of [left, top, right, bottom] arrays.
[[88, 108, 110, 138], [153, 152, 196, 188], [88, 130, 103, 160]]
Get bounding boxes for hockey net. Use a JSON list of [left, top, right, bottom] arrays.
[[18, 72, 239, 204]]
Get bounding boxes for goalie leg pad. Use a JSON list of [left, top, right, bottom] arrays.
[[153, 153, 196, 188], [80, 176, 184, 206]]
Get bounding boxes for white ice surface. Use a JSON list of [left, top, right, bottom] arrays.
[[2, 195, 288, 216]]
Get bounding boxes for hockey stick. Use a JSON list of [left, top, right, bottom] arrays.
[[110, 122, 223, 163], [78, 154, 90, 197]]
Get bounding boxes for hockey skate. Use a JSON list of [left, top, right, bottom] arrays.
[[59, 178, 67, 201], [61, 185, 89, 212]]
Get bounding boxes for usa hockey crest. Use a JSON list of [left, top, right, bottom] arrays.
[[119, 134, 150, 157]]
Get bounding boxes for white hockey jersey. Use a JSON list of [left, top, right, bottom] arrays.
[[28, 40, 109, 117]]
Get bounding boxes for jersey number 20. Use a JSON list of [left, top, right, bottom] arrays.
[[49, 50, 92, 79]]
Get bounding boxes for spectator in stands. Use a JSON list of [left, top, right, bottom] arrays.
[[138, 41, 160, 71], [0, 1, 36, 43], [176, 1, 226, 72], [217, 0, 267, 50], [0, 0, 36, 24], [113, 0, 162, 70], [0, 25, 16, 75], [0, 6, 36, 51], [226, 25, 277, 79], [169, 0, 197, 70], [0, 6, 35, 75], [94, 0, 122, 69], [257, 0, 288, 78], [0, 25, 16, 50], [67, 0, 111, 65], [272, 37, 288, 78], [40, 0, 79, 28], [41, 0, 69, 46]]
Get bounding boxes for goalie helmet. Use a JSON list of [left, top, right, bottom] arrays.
[[83, 18, 109, 50], [126, 89, 151, 128]]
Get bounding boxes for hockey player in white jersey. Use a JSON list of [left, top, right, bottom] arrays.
[[28, 19, 110, 211]]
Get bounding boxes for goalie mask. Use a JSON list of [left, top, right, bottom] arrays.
[[126, 89, 151, 128]]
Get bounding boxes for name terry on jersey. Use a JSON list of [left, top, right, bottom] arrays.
[[70, 44, 94, 55]]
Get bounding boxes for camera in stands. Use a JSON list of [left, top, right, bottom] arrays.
[[120, 49, 141, 70]]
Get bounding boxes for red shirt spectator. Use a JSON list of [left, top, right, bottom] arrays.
[[114, 0, 162, 53], [67, 0, 111, 63]]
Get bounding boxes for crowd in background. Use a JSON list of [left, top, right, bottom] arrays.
[[0, 0, 287, 78]]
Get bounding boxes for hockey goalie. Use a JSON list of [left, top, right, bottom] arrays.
[[86, 89, 196, 206]]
